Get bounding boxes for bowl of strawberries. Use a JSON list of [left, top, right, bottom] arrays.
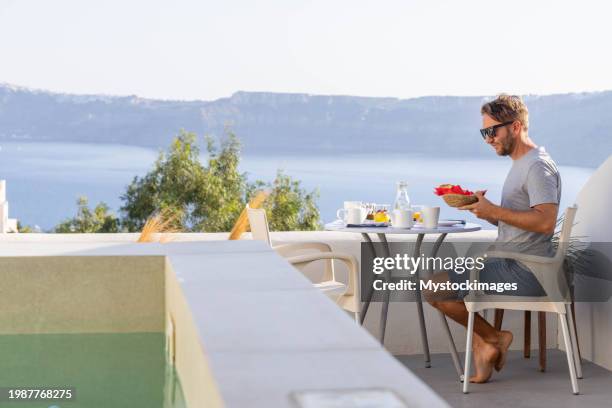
[[434, 184, 479, 207]]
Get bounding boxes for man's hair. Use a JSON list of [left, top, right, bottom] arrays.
[[481, 94, 529, 131]]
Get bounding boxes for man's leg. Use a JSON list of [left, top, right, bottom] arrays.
[[424, 272, 513, 382]]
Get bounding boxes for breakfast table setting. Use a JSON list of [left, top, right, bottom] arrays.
[[324, 182, 483, 381]]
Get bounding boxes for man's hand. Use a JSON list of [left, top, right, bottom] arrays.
[[458, 191, 498, 221]]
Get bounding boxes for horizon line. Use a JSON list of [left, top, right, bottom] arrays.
[[1, 81, 611, 104]]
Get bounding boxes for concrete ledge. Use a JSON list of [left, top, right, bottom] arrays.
[[0, 229, 496, 243]]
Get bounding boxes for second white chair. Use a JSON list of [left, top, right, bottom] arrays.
[[246, 205, 361, 322]]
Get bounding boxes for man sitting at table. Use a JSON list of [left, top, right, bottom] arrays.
[[425, 94, 561, 383]]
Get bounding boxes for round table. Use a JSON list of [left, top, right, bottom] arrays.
[[325, 220, 481, 381]]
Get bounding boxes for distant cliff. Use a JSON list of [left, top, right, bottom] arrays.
[[1, 84, 610, 167]]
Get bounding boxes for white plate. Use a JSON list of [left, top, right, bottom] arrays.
[[414, 220, 462, 227]]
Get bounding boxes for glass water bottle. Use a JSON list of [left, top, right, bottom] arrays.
[[394, 181, 411, 210]]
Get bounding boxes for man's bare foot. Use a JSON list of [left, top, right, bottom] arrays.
[[494, 331, 514, 372], [470, 339, 500, 383]]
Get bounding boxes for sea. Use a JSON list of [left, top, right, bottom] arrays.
[[0, 142, 595, 231]]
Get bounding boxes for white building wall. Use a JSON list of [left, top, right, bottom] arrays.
[[0, 180, 18, 233], [0, 202, 7, 233], [0, 180, 8, 233], [566, 155, 612, 370]]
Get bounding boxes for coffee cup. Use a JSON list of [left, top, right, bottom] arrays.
[[345, 207, 368, 225], [336, 201, 363, 221], [421, 206, 440, 229]]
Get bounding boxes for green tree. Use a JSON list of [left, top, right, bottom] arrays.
[[121, 130, 246, 232], [55, 196, 120, 233], [194, 131, 246, 231], [249, 171, 320, 231], [121, 130, 321, 232], [16, 221, 33, 233]]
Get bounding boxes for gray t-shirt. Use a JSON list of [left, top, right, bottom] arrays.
[[497, 146, 562, 249]]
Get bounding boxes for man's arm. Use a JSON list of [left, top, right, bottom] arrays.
[[490, 203, 558, 234], [482, 216, 498, 226], [459, 191, 557, 234]]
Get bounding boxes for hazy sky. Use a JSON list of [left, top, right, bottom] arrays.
[[1, 0, 611, 100]]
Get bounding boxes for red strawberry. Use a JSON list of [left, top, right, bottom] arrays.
[[451, 185, 464, 194]]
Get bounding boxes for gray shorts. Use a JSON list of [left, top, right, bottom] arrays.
[[449, 257, 546, 298]]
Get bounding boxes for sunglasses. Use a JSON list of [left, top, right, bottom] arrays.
[[480, 121, 514, 140]]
